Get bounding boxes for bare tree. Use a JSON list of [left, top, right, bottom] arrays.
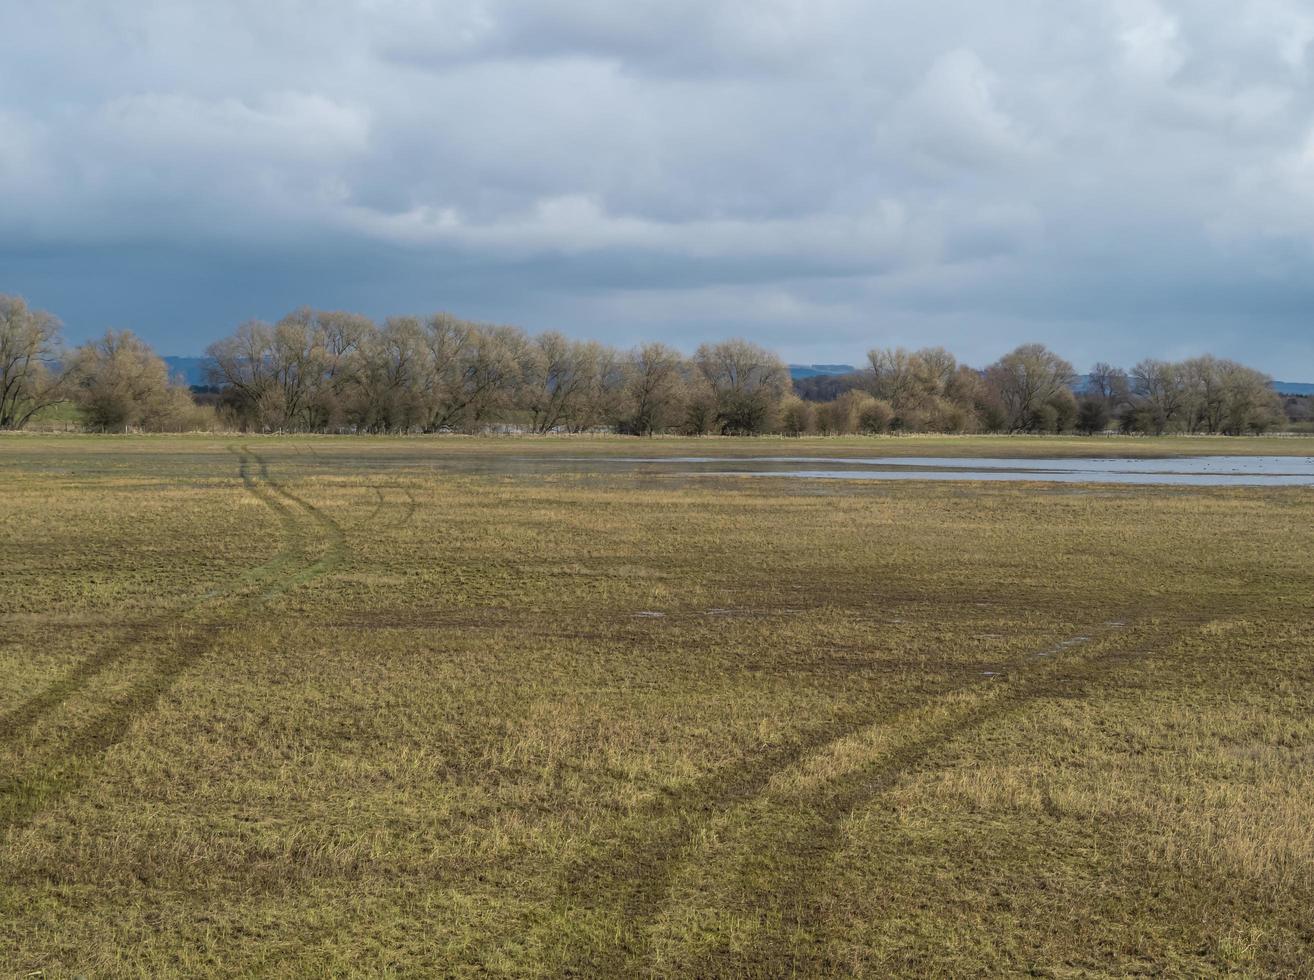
[[207, 320, 275, 429], [1130, 359, 1187, 435], [302, 309, 371, 430], [568, 342, 623, 432], [680, 372, 719, 435], [1179, 356, 1281, 435], [694, 339, 789, 435], [521, 332, 611, 434], [866, 346, 976, 431], [413, 313, 470, 431], [175, 301, 1300, 439], [68, 330, 202, 432], [983, 344, 1076, 432], [616, 343, 687, 435], [1087, 362, 1130, 407], [0, 294, 66, 429], [866, 347, 924, 410], [349, 316, 428, 432], [778, 396, 815, 436], [453, 324, 532, 430], [1219, 362, 1283, 434]]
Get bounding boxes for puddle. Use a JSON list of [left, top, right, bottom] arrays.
[[654, 455, 1314, 487]]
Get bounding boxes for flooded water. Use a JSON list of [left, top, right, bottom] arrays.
[[656, 455, 1314, 486], [15, 444, 1311, 489], [338, 451, 1314, 487]]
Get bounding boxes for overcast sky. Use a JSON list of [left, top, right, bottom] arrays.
[[3, 1, 1313, 373]]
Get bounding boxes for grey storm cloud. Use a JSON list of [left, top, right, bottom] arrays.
[[2, 0, 1313, 373]]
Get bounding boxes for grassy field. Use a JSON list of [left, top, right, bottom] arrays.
[[2, 434, 1313, 976]]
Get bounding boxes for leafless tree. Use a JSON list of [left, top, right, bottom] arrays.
[[983, 343, 1076, 432], [778, 396, 815, 436], [453, 324, 532, 430], [0, 294, 66, 429], [1179, 356, 1281, 435], [866, 346, 977, 431], [68, 330, 203, 432], [616, 343, 687, 435], [1129, 359, 1187, 435], [521, 332, 610, 434], [694, 339, 789, 435], [348, 316, 428, 432]]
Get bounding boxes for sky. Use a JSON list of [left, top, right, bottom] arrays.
[[2, 1, 1313, 374]]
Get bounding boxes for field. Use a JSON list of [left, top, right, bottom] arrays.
[[2, 434, 1313, 976]]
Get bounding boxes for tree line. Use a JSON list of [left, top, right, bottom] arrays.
[[794, 346, 1285, 436], [0, 293, 1290, 435], [1, 295, 209, 432]]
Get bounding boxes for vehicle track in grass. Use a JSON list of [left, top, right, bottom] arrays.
[[244, 446, 346, 584], [672, 609, 1224, 978], [356, 486, 387, 529], [392, 484, 418, 527], [354, 481, 417, 530], [0, 447, 304, 744], [553, 611, 1171, 976], [0, 446, 346, 832]]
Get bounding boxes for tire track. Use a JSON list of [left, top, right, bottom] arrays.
[[0, 447, 346, 832], [393, 484, 418, 528], [230, 444, 314, 597], [665, 609, 1224, 978], [551, 613, 1155, 975], [0, 448, 304, 744], [244, 445, 346, 583], [355, 486, 387, 529], [352, 482, 417, 531]]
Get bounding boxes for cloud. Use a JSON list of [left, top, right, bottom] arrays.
[[379, 0, 860, 78], [339, 193, 921, 268], [882, 48, 1040, 173], [1, 0, 1313, 376], [0, 109, 47, 191], [1114, 0, 1187, 80], [95, 92, 370, 160]]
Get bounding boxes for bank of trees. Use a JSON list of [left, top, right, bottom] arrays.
[[800, 345, 1282, 436], [204, 309, 792, 435], [1067, 357, 1282, 435], [0, 294, 209, 432], [0, 292, 1291, 435], [202, 313, 1283, 436], [789, 345, 1075, 435]]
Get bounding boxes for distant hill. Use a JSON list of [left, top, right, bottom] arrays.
[[789, 364, 856, 380], [1274, 381, 1314, 396], [172, 357, 867, 386], [1074, 374, 1312, 397], [163, 355, 1309, 396], [162, 356, 212, 387]]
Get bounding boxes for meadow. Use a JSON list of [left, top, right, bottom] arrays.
[[1, 434, 1312, 976]]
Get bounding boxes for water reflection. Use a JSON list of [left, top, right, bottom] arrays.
[[659, 455, 1314, 486]]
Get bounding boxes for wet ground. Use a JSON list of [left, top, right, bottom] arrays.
[[652, 455, 1314, 486], [7, 440, 1314, 488], [434, 453, 1314, 487]]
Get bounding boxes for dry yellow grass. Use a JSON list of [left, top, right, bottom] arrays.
[[1, 434, 1312, 976]]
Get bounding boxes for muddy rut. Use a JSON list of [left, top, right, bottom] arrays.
[[0, 446, 346, 832], [554, 608, 1216, 976]]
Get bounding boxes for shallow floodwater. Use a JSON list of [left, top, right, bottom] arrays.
[[396, 452, 1314, 486], [409, 453, 1314, 487], [658, 455, 1314, 487], [9, 446, 1313, 490]]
